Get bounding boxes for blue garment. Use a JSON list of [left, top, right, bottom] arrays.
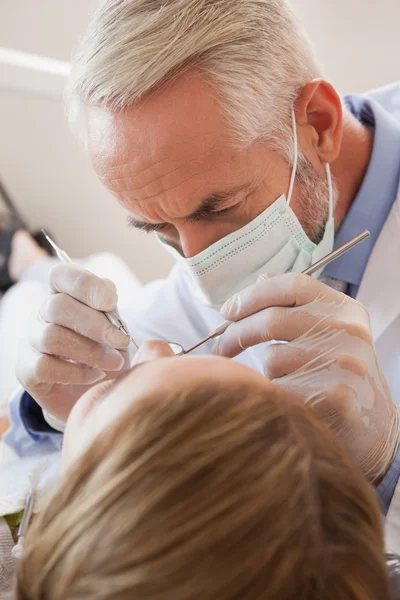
[[4, 391, 62, 455], [324, 84, 400, 298], [378, 444, 400, 517], [5, 83, 400, 513]]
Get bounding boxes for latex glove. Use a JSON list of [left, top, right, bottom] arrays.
[[16, 263, 131, 421], [214, 272, 400, 482]]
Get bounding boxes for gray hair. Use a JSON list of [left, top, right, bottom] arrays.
[[67, 0, 322, 156]]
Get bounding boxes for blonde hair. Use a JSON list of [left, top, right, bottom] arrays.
[[67, 0, 322, 155], [16, 376, 389, 599]]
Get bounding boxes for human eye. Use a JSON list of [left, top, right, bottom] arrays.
[[186, 203, 237, 224], [127, 218, 168, 235]]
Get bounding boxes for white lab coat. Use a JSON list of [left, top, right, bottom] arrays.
[[357, 177, 400, 403]]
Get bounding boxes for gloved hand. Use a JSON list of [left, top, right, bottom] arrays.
[[213, 272, 400, 482], [16, 263, 131, 421]]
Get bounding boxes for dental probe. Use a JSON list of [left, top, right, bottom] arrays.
[[41, 230, 139, 349], [183, 229, 370, 355]]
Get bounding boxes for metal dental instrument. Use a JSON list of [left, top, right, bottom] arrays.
[[17, 486, 35, 544], [180, 229, 370, 355], [41, 230, 139, 349]]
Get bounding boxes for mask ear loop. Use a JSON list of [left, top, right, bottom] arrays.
[[325, 162, 334, 219], [287, 108, 334, 220], [287, 109, 298, 206]]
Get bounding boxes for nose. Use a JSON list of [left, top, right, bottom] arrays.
[[178, 222, 224, 257]]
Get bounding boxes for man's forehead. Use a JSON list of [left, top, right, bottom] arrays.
[[86, 71, 234, 172], [85, 72, 279, 223], [85, 94, 254, 220]]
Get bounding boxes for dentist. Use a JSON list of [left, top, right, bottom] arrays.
[[5, 0, 400, 525]]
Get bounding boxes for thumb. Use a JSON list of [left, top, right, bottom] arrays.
[[102, 278, 117, 293]]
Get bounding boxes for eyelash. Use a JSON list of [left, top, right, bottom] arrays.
[[129, 204, 237, 235], [185, 205, 236, 224], [139, 223, 168, 235], [128, 221, 168, 235]]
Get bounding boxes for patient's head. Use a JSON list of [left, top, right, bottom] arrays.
[[60, 340, 275, 470], [16, 344, 389, 600]]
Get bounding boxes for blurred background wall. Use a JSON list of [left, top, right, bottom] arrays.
[[0, 0, 399, 283]]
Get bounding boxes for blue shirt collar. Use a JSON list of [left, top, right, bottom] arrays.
[[323, 94, 400, 285]]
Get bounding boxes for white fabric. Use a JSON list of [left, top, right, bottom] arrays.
[[0, 518, 16, 595], [0, 450, 60, 594], [0, 451, 61, 517], [356, 178, 400, 402], [0, 442, 16, 466], [0, 282, 48, 418], [160, 113, 334, 310], [42, 409, 66, 433]]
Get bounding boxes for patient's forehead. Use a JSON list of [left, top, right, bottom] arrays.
[[117, 355, 270, 399], [63, 355, 299, 471]]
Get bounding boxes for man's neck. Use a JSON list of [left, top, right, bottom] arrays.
[[331, 110, 374, 229]]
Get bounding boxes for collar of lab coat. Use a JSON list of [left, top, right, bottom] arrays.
[[356, 178, 400, 340], [325, 96, 400, 288]]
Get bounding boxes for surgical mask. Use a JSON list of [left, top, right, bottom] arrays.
[[160, 111, 335, 310]]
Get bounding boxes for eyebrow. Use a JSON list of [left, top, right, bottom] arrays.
[[127, 185, 250, 234]]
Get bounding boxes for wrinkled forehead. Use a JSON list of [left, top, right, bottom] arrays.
[[84, 93, 267, 223], [86, 72, 235, 174]]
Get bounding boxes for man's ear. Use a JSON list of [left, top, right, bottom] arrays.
[[295, 79, 343, 164]]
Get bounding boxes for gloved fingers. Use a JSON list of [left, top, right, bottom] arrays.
[[30, 320, 126, 372], [266, 339, 372, 400], [16, 343, 108, 390], [49, 263, 118, 312], [221, 272, 347, 322], [276, 374, 362, 429], [132, 340, 175, 366], [214, 295, 373, 358], [307, 386, 395, 483], [274, 370, 390, 482], [275, 349, 371, 395], [264, 342, 331, 380], [40, 292, 130, 350], [213, 308, 293, 358], [213, 303, 342, 358], [101, 278, 117, 293], [28, 382, 100, 422]]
